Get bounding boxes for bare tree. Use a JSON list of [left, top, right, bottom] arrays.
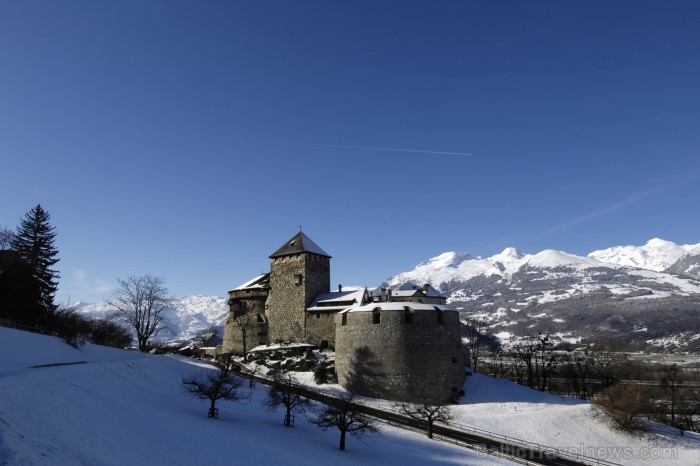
[[396, 392, 455, 439], [0, 227, 14, 250], [262, 372, 310, 426], [591, 338, 628, 390], [312, 393, 380, 451], [182, 363, 244, 418], [464, 318, 488, 373], [661, 364, 683, 428], [510, 333, 556, 391], [105, 274, 173, 351], [232, 311, 253, 355], [561, 347, 594, 399]]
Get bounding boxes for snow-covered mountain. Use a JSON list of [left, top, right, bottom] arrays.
[[588, 238, 700, 271], [74, 239, 700, 352], [383, 239, 700, 352], [76, 295, 228, 344], [665, 246, 700, 279]]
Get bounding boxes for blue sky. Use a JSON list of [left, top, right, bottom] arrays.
[[2, 1, 699, 305]]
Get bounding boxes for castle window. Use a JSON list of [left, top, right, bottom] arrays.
[[341, 313, 347, 326], [452, 356, 458, 364], [372, 308, 381, 325], [404, 306, 414, 324], [295, 273, 303, 286], [436, 307, 445, 324], [316, 312, 320, 319]]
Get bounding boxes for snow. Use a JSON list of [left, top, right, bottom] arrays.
[[4, 326, 698, 466], [589, 238, 700, 272], [456, 374, 700, 465], [232, 274, 268, 291], [76, 295, 228, 343], [0, 327, 512, 466], [525, 249, 605, 269]]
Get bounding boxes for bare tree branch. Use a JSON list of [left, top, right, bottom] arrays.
[[312, 393, 380, 451], [105, 274, 173, 351], [396, 392, 455, 439], [182, 363, 244, 419]]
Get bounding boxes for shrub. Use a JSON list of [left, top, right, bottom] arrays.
[[592, 383, 652, 431], [314, 365, 328, 384]]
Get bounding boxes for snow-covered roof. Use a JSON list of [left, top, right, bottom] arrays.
[[307, 289, 367, 312], [269, 231, 331, 258], [381, 284, 445, 299], [230, 274, 269, 292], [249, 342, 315, 353], [341, 302, 455, 314]]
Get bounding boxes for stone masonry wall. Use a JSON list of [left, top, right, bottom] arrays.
[[267, 253, 330, 343], [306, 312, 337, 348], [222, 288, 268, 354], [335, 307, 466, 403]]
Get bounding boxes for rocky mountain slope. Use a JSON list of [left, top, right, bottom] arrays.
[[382, 239, 700, 352]]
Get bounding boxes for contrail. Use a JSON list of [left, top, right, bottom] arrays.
[[248, 139, 473, 157], [544, 183, 676, 235]]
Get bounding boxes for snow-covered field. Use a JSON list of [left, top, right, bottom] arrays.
[[0, 327, 511, 466], [1, 327, 699, 465]]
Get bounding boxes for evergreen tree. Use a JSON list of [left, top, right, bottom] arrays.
[[10, 204, 60, 313]]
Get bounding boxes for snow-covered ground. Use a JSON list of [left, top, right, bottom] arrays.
[[2, 327, 699, 465], [455, 374, 700, 465], [0, 327, 512, 466]]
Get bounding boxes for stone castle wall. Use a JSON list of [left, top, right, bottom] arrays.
[[306, 312, 336, 348], [222, 292, 268, 353], [267, 253, 330, 343], [335, 307, 466, 403]]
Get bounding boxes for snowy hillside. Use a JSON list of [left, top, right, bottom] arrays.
[[0, 327, 511, 466], [75, 295, 228, 343], [1, 327, 698, 465], [665, 246, 700, 279]]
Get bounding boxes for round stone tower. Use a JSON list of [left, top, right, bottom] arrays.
[[266, 231, 331, 343], [335, 303, 466, 403]]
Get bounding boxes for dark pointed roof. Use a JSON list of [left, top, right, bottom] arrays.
[[269, 231, 331, 259]]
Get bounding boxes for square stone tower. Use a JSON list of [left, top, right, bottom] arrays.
[[266, 231, 331, 343]]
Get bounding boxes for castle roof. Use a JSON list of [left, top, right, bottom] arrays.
[[307, 288, 369, 313], [229, 273, 270, 292], [386, 284, 445, 299], [269, 231, 331, 259]]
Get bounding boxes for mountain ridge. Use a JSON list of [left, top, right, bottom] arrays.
[[382, 238, 700, 352]]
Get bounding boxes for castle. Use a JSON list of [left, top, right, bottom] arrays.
[[222, 231, 466, 402]]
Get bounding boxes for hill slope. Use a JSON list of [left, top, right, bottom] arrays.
[[0, 327, 511, 466], [2, 327, 698, 465]]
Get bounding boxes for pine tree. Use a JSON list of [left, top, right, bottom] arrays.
[[10, 204, 60, 313]]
